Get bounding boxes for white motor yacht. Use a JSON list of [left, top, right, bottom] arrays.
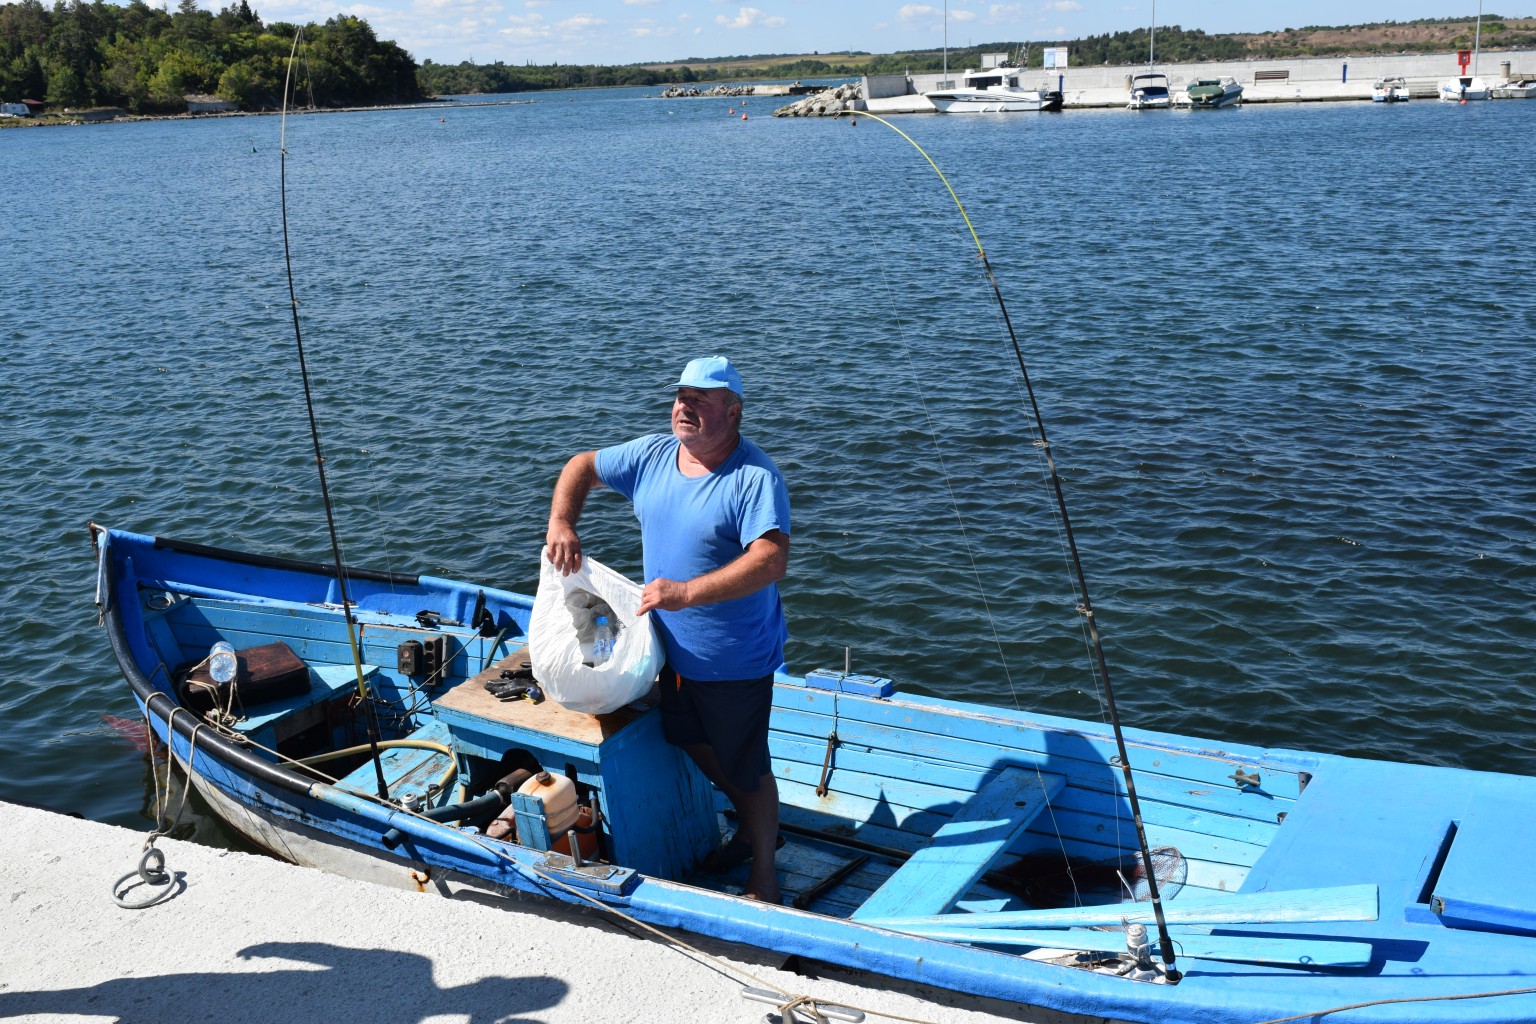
[[1439, 75, 1491, 101], [926, 62, 1064, 113]]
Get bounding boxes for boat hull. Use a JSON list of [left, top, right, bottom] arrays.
[[95, 525, 1536, 1024], [1185, 77, 1243, 108], [1439, 76, 1491, 101], [926, 89, 1062, 113]]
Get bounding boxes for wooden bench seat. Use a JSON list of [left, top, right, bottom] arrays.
[[852, 767, 1066, 921], [235, 664, 376, 751]]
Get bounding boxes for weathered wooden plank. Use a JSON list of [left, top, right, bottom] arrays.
[[876, 925, 1374, 967], [776, 798, 1255, 896], [852, 769, 1066, 921], [775, 773, 1268, 870], [168, 597, 487, 699], [335, 718, 456, 802], [771, 730, 1290, 837], [771, 688, 1302, 799], [861, 883, 1379, 930], [773, 744, 1281, 852]]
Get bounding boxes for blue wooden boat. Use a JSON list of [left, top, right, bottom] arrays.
[[92, 523, 1536, 1024]]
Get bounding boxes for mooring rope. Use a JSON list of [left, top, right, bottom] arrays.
[[111, 707, 202, 909], [1252, 985, 1536, 1024]]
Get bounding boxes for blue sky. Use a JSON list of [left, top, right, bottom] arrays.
[[241, 1, 1523, 67]]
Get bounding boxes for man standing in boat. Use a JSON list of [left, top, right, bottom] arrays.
[[545, 356, 791, 904]]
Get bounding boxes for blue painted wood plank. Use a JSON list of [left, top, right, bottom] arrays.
[[861, 883, 1379, 930], [852, 768, 1066, 921], [770, 697, 1299, 810], [1433, 810, 1536, 936], [772, 745, 1280, 852], [776, 797, 1254, 896], [335, 719, 456, 804], [774, 772, 1267, 872], [770, 730, 1291, 835], [874, 924, 1374, 967], [235, 663, 377, 741]]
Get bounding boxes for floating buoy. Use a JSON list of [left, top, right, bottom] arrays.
[[850, 118, 857, 126], [741, 113, 748, 120], [728, 108, 734, 114]]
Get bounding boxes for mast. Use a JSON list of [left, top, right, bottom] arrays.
[[942, 0, 948, 83], [1473, 0, 1482, 75], [1149, 0, 1156, 69]]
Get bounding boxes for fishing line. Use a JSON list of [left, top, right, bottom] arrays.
[[842, 110, 1180, 981], [822, 122, 1027, 702], [831, 119, 1109, 726], [279, 28, 390, 801], [830, 118, 1093, 909]]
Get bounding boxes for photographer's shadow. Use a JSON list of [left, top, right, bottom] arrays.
[[0, 940, 567, 1024]]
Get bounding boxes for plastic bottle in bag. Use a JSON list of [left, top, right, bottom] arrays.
[[590, 616, 615, 666]]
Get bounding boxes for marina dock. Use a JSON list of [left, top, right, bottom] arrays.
[[832, 48, 1536, 113], [0, 800, 1041, 1024]]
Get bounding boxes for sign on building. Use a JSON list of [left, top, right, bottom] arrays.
[[1042, 47, 1069, 69]]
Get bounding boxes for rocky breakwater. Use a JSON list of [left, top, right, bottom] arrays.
[[660, 83, 759, 98], [772, 82, 863, 117]]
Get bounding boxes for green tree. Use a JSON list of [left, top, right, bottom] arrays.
[[148, 45, 214, 105]]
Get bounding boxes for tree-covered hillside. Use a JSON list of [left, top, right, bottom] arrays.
[[0, 0, 420, 112]]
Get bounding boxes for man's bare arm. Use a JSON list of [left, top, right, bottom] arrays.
[[545, 451, 601, 574], [636, 530, 789, 615]]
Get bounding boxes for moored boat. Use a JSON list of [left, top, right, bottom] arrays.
[[1492, 79, 1536, 98], [1372, 75, 1411, 102], [1439, 75, 1491, 101], [1128, 72, 1172, 110], [926, 62, 1063, 113], [1443, 4, 1492, 101], [92, 522, 1536, 1024], [1185, 76, 1242, 108]]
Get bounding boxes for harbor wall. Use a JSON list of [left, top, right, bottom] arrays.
[[865, 48, 1536, 110]]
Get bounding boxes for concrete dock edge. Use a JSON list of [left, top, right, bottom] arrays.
[[0, 801, 1060, 1024]]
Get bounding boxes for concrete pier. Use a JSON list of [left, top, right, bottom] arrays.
[[0, 801, 1048, 1024], [854, 47, 1536, 113]]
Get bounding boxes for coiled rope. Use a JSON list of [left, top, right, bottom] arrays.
[[111, 707, 201, 909]]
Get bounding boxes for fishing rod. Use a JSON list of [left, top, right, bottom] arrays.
[[279, 29, 390, 802], [846, 111, 1181, 982]]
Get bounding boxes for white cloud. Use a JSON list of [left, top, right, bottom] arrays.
[[623, 0, 662, 5], [558, 13, 605, 29], [951, 9, 975, 20], [499, 10, 548, 42], [630, 18, 676, 38], [896, 3, 937, 20], [1046, 1, 1081, 11], [715, 6, 786, 29]]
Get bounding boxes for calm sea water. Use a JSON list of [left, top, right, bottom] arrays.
[[3, 90, 1534, 838]]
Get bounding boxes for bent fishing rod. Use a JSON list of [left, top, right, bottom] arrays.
[[847, 111, 1181, 981], [278, 29, 390, 801]]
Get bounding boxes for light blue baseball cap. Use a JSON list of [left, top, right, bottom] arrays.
[[666, 356, 743, 398]]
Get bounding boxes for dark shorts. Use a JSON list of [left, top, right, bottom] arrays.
[[659, 666, 774, 793]]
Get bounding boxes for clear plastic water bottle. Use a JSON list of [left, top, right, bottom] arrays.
[[208, 641, 237, 685], [590, 616, 615, 666]]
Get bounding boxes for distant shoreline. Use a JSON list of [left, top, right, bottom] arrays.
[[0, 97, 536, 130]]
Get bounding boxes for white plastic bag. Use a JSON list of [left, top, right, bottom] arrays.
[[528, 549, 661, 714]]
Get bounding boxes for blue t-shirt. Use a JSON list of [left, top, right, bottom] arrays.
[[595, 433, 790, 681]]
